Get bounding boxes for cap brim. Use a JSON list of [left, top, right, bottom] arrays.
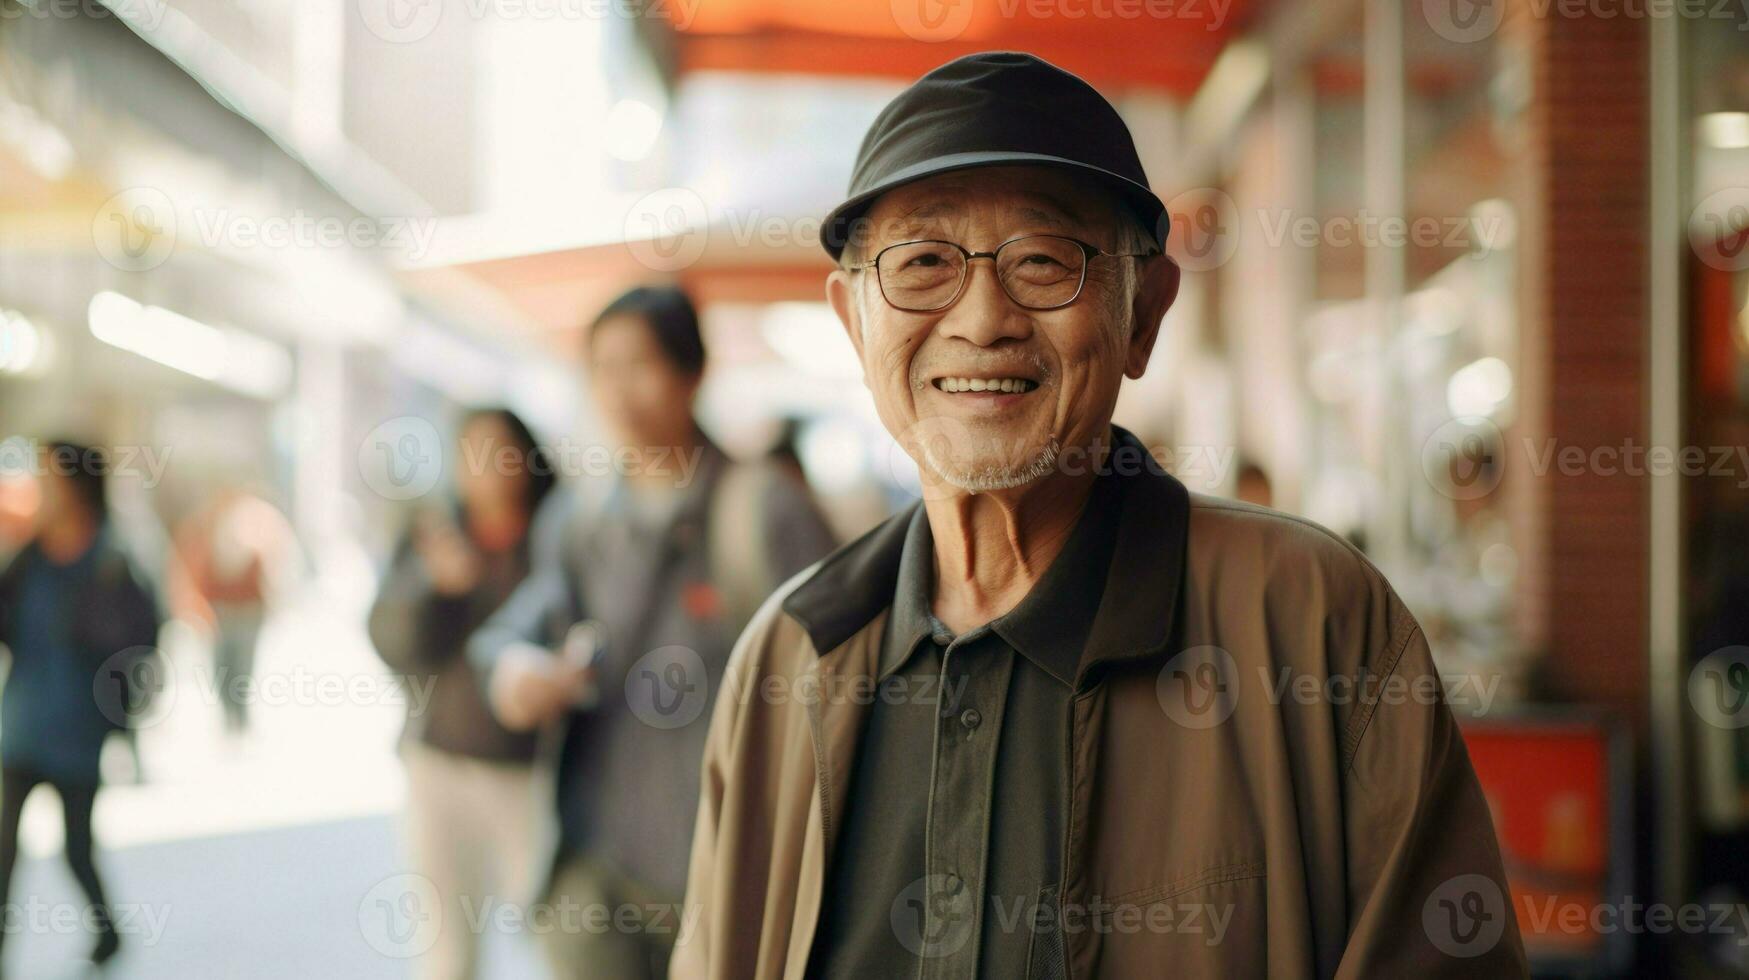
[[820, 150, 1168, 261]]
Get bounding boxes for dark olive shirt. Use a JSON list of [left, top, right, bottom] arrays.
[[809, 472, 1123, 980]]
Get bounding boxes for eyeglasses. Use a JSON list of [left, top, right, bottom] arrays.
[[849, 235, 1158, 313]]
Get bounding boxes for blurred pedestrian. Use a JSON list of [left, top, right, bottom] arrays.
[[368, 408, 558, 980], [171, 487, 295, 735], [0, 442, 162, 969], [469, 286, 836, 980]]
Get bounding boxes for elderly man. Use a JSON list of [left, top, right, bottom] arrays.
[[674, 52, 1526, 979]]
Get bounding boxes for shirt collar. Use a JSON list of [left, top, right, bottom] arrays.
[[879, 468, 1125, 687], [784, 425, 1190, 691]]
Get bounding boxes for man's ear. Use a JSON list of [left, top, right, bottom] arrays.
[[826, 268, 866, 362], [1124, 255, 1180, 380]]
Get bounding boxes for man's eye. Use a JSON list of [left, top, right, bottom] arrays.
[[1017, 253, 1066, 267], [905, 254, 947, 268]]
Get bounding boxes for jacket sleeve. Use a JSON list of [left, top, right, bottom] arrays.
[[83, 546, 163, 658], [465, 500, 580, 682], [367, 533, 468, 672], [1334, 599, 1528, 978]]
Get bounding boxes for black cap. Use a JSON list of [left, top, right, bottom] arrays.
[[820, 51, 1168, 262]]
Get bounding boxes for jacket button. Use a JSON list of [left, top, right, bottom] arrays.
[[960, 708, 982, 732]]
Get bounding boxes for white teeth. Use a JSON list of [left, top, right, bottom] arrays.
[[936, 377, 1035, 393]]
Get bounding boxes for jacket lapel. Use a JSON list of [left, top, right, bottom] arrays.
[[786, 616, 887, 977], [1061, 430, 1193, 978]]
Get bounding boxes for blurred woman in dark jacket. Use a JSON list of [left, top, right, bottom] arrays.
[[0, 442, 161, 968], [367, 408, 557, 980]]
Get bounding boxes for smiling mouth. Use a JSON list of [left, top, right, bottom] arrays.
[[932, 376, 1040, 394]]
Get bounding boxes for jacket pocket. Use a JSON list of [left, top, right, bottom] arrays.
[[1088, 863, 1268, 977], [1025, 884, 1067, 980]]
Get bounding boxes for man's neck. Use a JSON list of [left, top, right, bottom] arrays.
[[921, 437, 1107, 635], [39, 516, 98, 565]]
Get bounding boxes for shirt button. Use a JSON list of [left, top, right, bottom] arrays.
[[960, 708, 982, 732]]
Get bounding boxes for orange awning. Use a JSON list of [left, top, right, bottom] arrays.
[[662, 0, 1257, 96]]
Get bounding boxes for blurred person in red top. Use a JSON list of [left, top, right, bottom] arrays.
[[171, 486, 296, 736], [369, 408, 558, 980]]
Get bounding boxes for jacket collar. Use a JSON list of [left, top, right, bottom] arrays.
[[782, 425, 1190, 690]]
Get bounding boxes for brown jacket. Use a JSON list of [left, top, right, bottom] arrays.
[[674, 432, 1527, 978]]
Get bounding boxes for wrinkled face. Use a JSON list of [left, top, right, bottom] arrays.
[[586, 314, 700, 452], [829, 166, 1165, 494]]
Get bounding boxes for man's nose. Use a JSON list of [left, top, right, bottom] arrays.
[[935, 260, 1033, 347]]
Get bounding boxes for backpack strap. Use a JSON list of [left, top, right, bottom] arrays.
[[707, 461, 776, 632]]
